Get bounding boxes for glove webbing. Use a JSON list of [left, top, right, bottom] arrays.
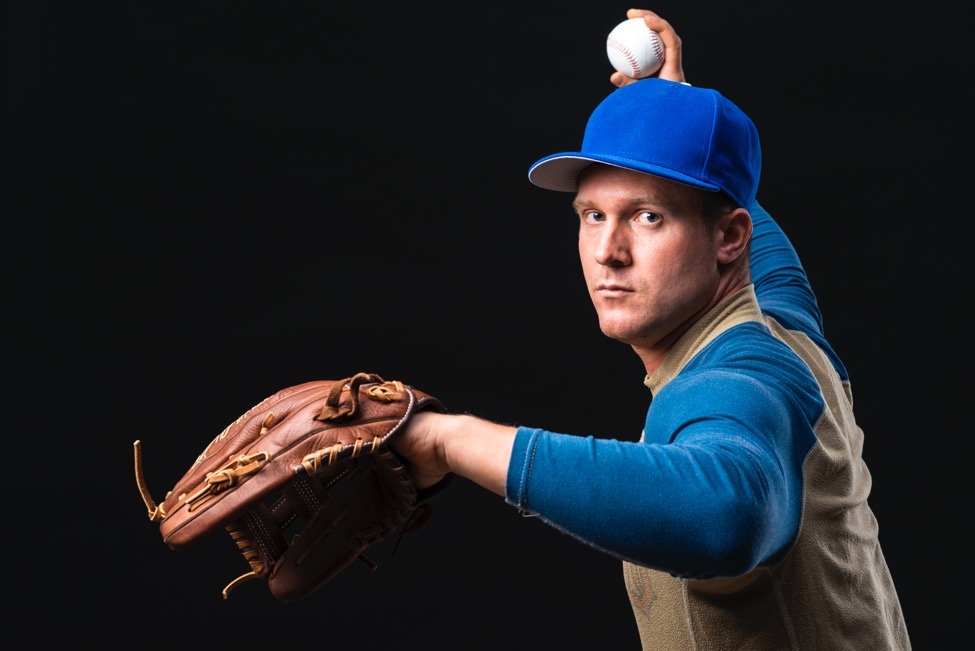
[[221, 460, 412, 599], [223, 473, 335, 598]]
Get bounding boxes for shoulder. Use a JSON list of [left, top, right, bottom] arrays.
[[650, 323, 824, 443]]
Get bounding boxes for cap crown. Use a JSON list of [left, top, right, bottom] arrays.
[[528, 79, 761, 208]]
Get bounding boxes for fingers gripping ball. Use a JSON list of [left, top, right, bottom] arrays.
[[607, 17, 664, 79], [133, 373, 452, 602]]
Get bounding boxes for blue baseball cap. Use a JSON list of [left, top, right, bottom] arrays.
[[527, 78, 761, 208]]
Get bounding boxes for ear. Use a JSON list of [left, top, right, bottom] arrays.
[[716, 207, 753, 264]]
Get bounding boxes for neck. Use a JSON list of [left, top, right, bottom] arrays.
[[634, 274, 749, 376]]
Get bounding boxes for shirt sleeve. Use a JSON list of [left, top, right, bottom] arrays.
[[749, 201, 847, 380], [748, 201, 823, 337], [506, 325, 817, 578]]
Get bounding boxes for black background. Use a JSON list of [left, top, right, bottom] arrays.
[[7, 1, 971, 648]]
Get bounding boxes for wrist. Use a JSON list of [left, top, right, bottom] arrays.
[[438, 413, 517, 497]]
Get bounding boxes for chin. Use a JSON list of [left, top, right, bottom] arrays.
[[598, 322, 642, 345], [598, 312, 661, 344]]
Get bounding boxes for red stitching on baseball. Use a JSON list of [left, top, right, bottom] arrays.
[[608, 36, 640, 78], [646, 26, 664, 62]]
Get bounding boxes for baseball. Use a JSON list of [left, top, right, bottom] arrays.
[[606, 17, 664, 79]]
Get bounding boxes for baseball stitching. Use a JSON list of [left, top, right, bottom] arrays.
[[608, 26, 663, 78]]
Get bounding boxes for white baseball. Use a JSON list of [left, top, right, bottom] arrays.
[[606, 17, 664, 79]]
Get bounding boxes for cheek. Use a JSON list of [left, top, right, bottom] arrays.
[[578, 235, 597, 275], [643, 233, 714, 282], [673, 239, 721, 289]]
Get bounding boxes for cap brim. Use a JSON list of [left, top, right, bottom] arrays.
[[528, 152, 722, 194]]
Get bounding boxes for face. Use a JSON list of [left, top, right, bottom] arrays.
[[573, 164, 726, 356]]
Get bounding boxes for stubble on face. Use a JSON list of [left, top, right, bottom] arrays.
[[574, 166, 720, 362]]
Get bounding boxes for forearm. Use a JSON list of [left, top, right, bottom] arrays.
[[399, 411, 517, 496], [438, 413, 518, 496]]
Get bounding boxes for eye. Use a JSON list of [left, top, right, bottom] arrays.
[[636, 210, 661, 225], [582, 210, 606, 224]]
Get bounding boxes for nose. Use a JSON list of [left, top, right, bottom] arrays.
[[592, 220, 631, 267]]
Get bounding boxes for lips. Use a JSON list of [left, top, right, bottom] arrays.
[[595, 283, 633, 297]]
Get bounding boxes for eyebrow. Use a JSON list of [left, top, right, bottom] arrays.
[[572, 194, 671, 213], [571, 198, 593, 212]]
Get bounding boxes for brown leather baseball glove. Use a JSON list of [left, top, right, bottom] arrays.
[[133, 373, 449, 602]]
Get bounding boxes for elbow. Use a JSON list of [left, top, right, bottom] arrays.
[[688, 495, 782, 578]]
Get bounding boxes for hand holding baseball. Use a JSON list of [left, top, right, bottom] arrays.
[[607, 9, 685, 88], [607, 17, 664, 79]]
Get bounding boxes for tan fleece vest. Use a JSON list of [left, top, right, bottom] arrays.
[[624, 286, 910, 650]]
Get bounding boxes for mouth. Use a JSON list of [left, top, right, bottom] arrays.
[[595, 283, 633, 298]]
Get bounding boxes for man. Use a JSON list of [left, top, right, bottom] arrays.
[[392, 9, 911, 649]]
